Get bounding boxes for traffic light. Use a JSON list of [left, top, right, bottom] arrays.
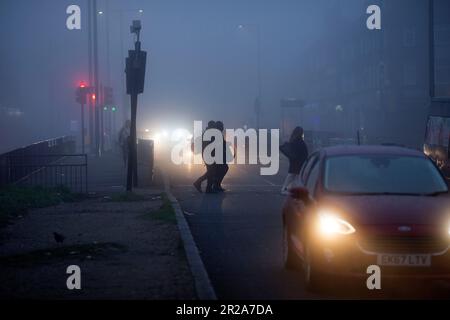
[[76, 83, 88, 104], [104, 87, 114, 106]]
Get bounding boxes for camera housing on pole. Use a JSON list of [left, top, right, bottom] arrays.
[[125, 20, 147, 191]]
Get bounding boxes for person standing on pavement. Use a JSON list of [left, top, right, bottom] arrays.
[[280, 126, 308, 195], [118, 120, 131, 167]]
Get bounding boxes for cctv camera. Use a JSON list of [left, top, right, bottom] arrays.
[[130, 20, 142, 34]]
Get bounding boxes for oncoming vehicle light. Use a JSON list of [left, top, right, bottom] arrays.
[[318, 210, 356, 236]]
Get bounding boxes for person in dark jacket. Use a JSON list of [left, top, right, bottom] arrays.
[[118, 120, 131, 167], [214, 121, 229, 192], [280, 126, 308, 195], [193, 120, 217, 193]]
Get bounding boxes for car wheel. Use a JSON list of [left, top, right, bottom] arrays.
[[303, 244, 324, 292], [283, 225, 300, 269]]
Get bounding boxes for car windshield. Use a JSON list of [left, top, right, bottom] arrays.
[[324, 155, 449, 195]]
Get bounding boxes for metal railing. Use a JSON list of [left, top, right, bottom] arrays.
[[0, 136, 88, 193]]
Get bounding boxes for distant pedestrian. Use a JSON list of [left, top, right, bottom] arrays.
[[280, 126, 308, 195], [118, 120, 131, 167]]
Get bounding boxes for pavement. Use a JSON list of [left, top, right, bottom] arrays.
[[83, 149, 153, 193], [0, 152, 196, 299]]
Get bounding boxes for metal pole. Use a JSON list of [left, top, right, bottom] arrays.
[[126, 27, 144, 191], [126, 95, 138, 191], [256, 24, 262, 130], [120, 12, 129, 123], [108, 107, 112, 150], [93, 0, 100, 156], [105, 0, 111, 86], [429, 0, 435, 99], [131, 94, 138, 188], [126, 134, 133, 191], [81, 102, 85, 154], [88, 0, 94, 153], [104, 6, 111, 152], [100, 83, 104, 153], [111, 109, 117, 149]]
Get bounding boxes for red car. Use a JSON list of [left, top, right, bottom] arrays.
[[282, 145, 450, 291]]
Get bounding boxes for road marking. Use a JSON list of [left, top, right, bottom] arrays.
[[259, 177, 277, 186], [234, 165, 278, 187], [174, 184, 282, 188]]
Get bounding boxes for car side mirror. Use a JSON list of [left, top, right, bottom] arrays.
[[289, 187, 311, 204]]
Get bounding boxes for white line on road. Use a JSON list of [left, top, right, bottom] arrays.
[[234, 165, 278, 187], [174, 184, 282, 188]]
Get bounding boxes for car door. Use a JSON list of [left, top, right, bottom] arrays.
[[284, 154, 315, 227], [288, 153, 320, 251], [300, 153, 317, 186], [304, 155, 321, 197]]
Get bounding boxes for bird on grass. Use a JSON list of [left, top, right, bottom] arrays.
[[53, 232, 66, 244]]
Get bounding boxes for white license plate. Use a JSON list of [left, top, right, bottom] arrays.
[[377, 254, 431, 267]]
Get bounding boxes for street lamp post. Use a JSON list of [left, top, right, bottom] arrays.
[[238, 24, 262, 130], [87, 0, 94, 154], [429, 0, 435, 99], [93, 0, 100, 156]]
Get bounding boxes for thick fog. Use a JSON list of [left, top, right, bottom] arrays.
[[0, 0, 439, 153]]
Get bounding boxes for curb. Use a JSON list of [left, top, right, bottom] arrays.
[[162, 171, 217, 300]]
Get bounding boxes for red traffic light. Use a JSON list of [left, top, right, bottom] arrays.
[[78, 81, 87, 88], [91, 94, 96, 101], [76, 82, 90, 104]]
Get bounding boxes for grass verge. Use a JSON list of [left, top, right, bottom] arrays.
[[0, 242, 127, 267], [0, 186, 84, 228], [141, 193, 176, 224], [108, 192, 148, 202]]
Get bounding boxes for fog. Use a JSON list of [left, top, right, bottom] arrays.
[[0, 0, 440, 153]]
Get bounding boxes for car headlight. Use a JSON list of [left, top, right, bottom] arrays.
[[318, 210, 356, 236]]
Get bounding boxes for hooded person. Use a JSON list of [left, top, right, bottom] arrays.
[[280, 126, 308, 195]]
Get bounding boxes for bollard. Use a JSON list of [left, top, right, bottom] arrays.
[[137, 138, 154, 187]]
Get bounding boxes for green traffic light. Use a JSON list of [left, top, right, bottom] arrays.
[[112, 107, 117, 112], [104, 106, 108, 111]]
